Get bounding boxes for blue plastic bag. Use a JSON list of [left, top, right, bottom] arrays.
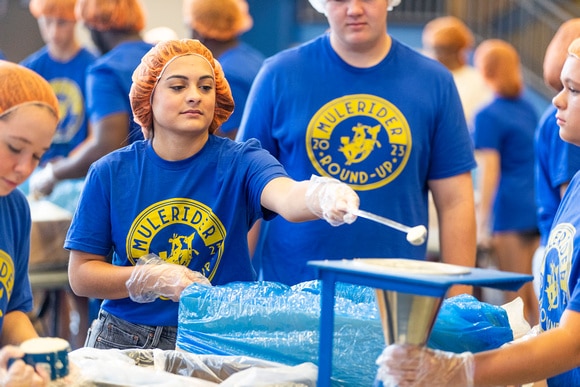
[[427, 293, 513, 353], [178, 281, 382, 386], [177, 282, 513, 386]]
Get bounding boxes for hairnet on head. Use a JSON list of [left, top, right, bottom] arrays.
[[75, 0, 145, 32], [183, 0, 252, 41], [29, 0, 77, 21], [0, 60, 59, 119], [544, 19, 580, 92], [308, 0, 401, 13], [422, 16, 474, 51], [130, 39, 234, 136], [474, 39, 522, 99]]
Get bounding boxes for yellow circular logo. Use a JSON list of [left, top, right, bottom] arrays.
[[50, 78, 84, 143], [126, 198, 226, 281], [306, 94, 411, 191], [0, 250, 15, 316]]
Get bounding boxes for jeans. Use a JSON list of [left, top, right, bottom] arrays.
[[84, 309, 177, 350]]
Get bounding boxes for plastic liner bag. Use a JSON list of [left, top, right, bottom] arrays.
[[427, 293, 513, 353], [64, 347, 216, 386], [178, 280, 383, 387], [63, 347, 315, 386], [500, 296, 532, 340], [177, 281, 515, 386]]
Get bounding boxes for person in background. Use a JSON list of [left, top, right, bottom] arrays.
[[65, 39, 360, 350], [20, 0, 97, 166], [236, 0, 477, 294], [422, 15, 493, 131], [0, 60, 60, 386], [472, 39, 539, 325], [29, 0, 153, 198], [183, 0, 264, 139], [533, 19, 580, 300], [376, 36, 580, 387]]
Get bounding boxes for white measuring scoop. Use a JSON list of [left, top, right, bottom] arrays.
[[354, 209, 428, 246]]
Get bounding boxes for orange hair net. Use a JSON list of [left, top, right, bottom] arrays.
[[544, 19, 580, 92], [0, 60, 59, 119], [422, 16, 474, 51], [183, 0, 253, 41], [475, 39, 523, 99], [29, 0, 77, 21], [75, 0, 145, 32], [130, 39, 234, 136]]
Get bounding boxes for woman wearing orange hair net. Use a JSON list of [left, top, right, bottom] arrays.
[[0, 60, 59, 386], [376, 37, 580, 387], [20, 0, 97, 168], [183, 0, 264, 140], [29, 0, 153, 201], [422, 16, 492, 130], [64, 39, 360, 350]]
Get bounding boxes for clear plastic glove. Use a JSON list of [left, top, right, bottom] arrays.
[[29, 163, 57, 199], [305, 175, 359, 226], [375, 344, 474, 387], [126, 253, 211, 303]]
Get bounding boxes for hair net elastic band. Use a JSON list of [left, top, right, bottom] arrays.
[[150, 53, 216, 105], [0, 101, 58, 120]]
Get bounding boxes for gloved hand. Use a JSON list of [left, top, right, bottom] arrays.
[[375, 344, 474, 387], [305, 175, 359, 226], [126, 253, 211, 303], [29, 163, 57, 199]]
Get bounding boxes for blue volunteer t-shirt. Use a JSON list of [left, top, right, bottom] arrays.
[[65, 136, 287, 326], [0, 190, 35, 334], [238, 34, 476, 285]]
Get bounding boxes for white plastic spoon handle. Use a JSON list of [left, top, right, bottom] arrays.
[[354, 209, 411, 233]]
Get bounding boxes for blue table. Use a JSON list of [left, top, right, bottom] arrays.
[[308, 258, 533, 387]]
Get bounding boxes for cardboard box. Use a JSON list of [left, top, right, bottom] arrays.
[[28, 200, 72, 271]]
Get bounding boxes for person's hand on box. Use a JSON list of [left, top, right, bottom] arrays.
[[126, 253, 211, 303]]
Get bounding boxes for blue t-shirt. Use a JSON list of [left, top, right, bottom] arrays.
[[539, 171, 580, 385], [86, 40, 153, 144], [218, 42, 264, 133], [473, 96, 538, 232], [64, 136, 287, 326], [535, 105, 580, 246], [0, 190, 35, 334], [238, 34, 476, 285], [20, 46, 98, 164]]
